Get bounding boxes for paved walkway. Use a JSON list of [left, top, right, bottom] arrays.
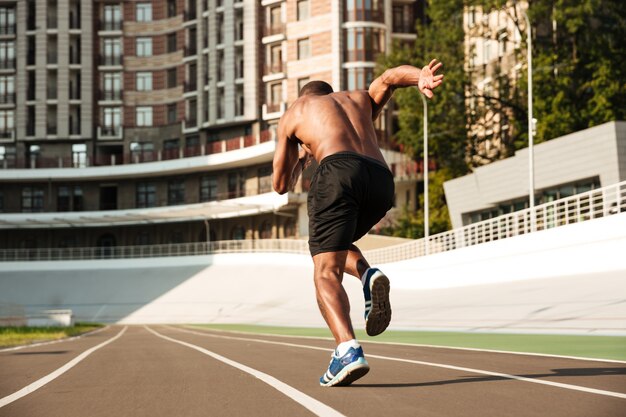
[[1, 326, 624, 416]]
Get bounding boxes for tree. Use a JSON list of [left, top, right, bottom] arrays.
[[379, 0, 469, 237]]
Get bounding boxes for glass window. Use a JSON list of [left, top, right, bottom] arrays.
[[258, 166, 273, 194], [167, 33, 177, 53], [297, 77, 310, 94], [297, 38, 310, 59], [57, 186, 70, 211], [130, 142, 154, 162], [136, 106, 153, 126], [136, 3, 152, 22], [136, 37, 152, 57], [200, 176, 218, 202], [103, 4, 122, 30], [167, 68, 177, 88], [22, 186, 44, 212], [168, 179, 185, 205], [136, 182, 156, 208], [231, 225, 245, 240], [72, 144, 87, 168], [167, 103, 177, 124], [103, 107, 121, 129], [167, 0, 176, 18], [297, 0, 309, 20], [136, 72, 152, 91]]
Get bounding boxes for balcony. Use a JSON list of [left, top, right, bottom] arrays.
[[344, 9, 385, 23], [0, 58, 15, 70], [263, 24, 285, 37], [99, 90, 123, 101], [98, 126, 123, 140], [344, 49, 380, 62], [99, 55, 123, 66], [184, 45, 197, 57], [0, 25, 16, 36], [264, 62, 285, 75], [183, 81, 198, 93], [100, 20, 122, 32], [0, 129, 14, 140], [0, 93, 15, 104]]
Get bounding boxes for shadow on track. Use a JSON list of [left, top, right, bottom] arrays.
[[350, 367, 626, 388]]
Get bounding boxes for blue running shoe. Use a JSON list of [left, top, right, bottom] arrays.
[[362, 268, 392, 336], [319, 346, 370, 387]]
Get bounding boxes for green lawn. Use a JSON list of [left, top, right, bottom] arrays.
[[188, 324, 626, 362], [0, 323, 103, 348]]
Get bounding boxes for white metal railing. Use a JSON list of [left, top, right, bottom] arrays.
[[0, 181, 624, 263], [364, 180, 626, 265]]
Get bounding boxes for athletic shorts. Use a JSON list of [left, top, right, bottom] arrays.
[[308, 151, 395, 257]]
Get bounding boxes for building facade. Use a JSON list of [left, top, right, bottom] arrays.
[[464, 1, 526, 167], [0, 0, 424, 251]]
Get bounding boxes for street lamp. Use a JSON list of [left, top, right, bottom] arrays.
[[521, 8, 535, 217], [421, 94, 429, 254]]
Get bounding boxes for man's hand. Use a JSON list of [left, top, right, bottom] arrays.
[[418, 59, 444, 99], [298, 146, 313, 170]]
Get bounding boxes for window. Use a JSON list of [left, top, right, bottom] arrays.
[[0, 74, 13, 103], [72, 144, 87, 168], [167, 33, 177, 53], [136, 72, 152, 91], [103, 4, 122, 30], [167, 103, 177, 124], [344, 27, 384, 61], [167, 0, 177, 18], [130, 142, 154, 162], [297, 77, 310, 94], [0, 145, 16, 168], [258, 166, 273, 194], [200, 176, 218, 202], [227, 171, 245, 198], [136, 182, 156, 208], [136, 106, 152, 126], [231, 225, 245, 240], [102, 38, 121, 65], [0, 109, 14, 137], [22, 186, 44, 212], [297, 0, 309, 20], [136, 3, 152, 22], [270, 82, 282, 105], [167, 68, 177, 88], [0, 41, 15, 69], [344, 67, 374, 90], [235, 85, 244, 116], [57, 186, 82, 212], [136, 37, 152, 57], [0, 7, 16, 35], [103, 72, 121, 100], [168, 179, 185, 205], [259, 221, 272, 239], [297, 38, 310, 59], [102, 107, 121, 134]]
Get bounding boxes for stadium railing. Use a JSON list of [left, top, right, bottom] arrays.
[[0, 181, 623, 262]]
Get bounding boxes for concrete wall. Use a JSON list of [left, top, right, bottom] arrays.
[[444, 121, 626, 228], [1, 214, 625, 334]]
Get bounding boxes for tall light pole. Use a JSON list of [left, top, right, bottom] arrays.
[[522, 8, 535, 215], [421, 94, 429, 254]]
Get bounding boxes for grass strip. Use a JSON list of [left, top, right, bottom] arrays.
[[189, 324, 626, 362], [0, 323, 103, 348]]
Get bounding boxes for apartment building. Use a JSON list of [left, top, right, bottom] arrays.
[[464, 1, 526, 167], [0, 0, 424, 251]]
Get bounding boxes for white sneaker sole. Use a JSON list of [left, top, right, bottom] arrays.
[[365, 273, 391, 336], [320, 359, 370, 387]]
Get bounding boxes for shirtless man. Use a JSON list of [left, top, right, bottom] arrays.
[[273, 60, 444, 387]]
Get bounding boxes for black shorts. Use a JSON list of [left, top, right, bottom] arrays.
[[308, 151, 395, 257]]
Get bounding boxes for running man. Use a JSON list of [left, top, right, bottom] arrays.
[[272, 60, 444, 387]]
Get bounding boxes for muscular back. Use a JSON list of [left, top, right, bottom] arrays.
[[282, 90, 386, 165]]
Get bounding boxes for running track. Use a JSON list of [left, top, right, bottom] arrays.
[[1, 326, 624, 417]]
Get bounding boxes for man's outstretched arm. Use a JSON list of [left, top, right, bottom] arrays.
[[368, 60, 444, 120]]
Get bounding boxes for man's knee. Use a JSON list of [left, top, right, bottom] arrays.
[[313, 251, 347, 281]]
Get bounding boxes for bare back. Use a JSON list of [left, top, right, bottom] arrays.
[[283, 90, 387, 166]]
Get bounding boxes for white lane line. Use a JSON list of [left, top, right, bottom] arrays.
[[0, 326, 127, 409], [0, 326, 110, 353], [145, 326, 345, 417], [184, 326, 626, 365], [171, 326, 626, 400]]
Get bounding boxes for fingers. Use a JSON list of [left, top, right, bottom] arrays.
[[422, 88, 433, 99], [428, 59, 438, 68], [431, 62, 443, 74], [434, 74, 444, 82]]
